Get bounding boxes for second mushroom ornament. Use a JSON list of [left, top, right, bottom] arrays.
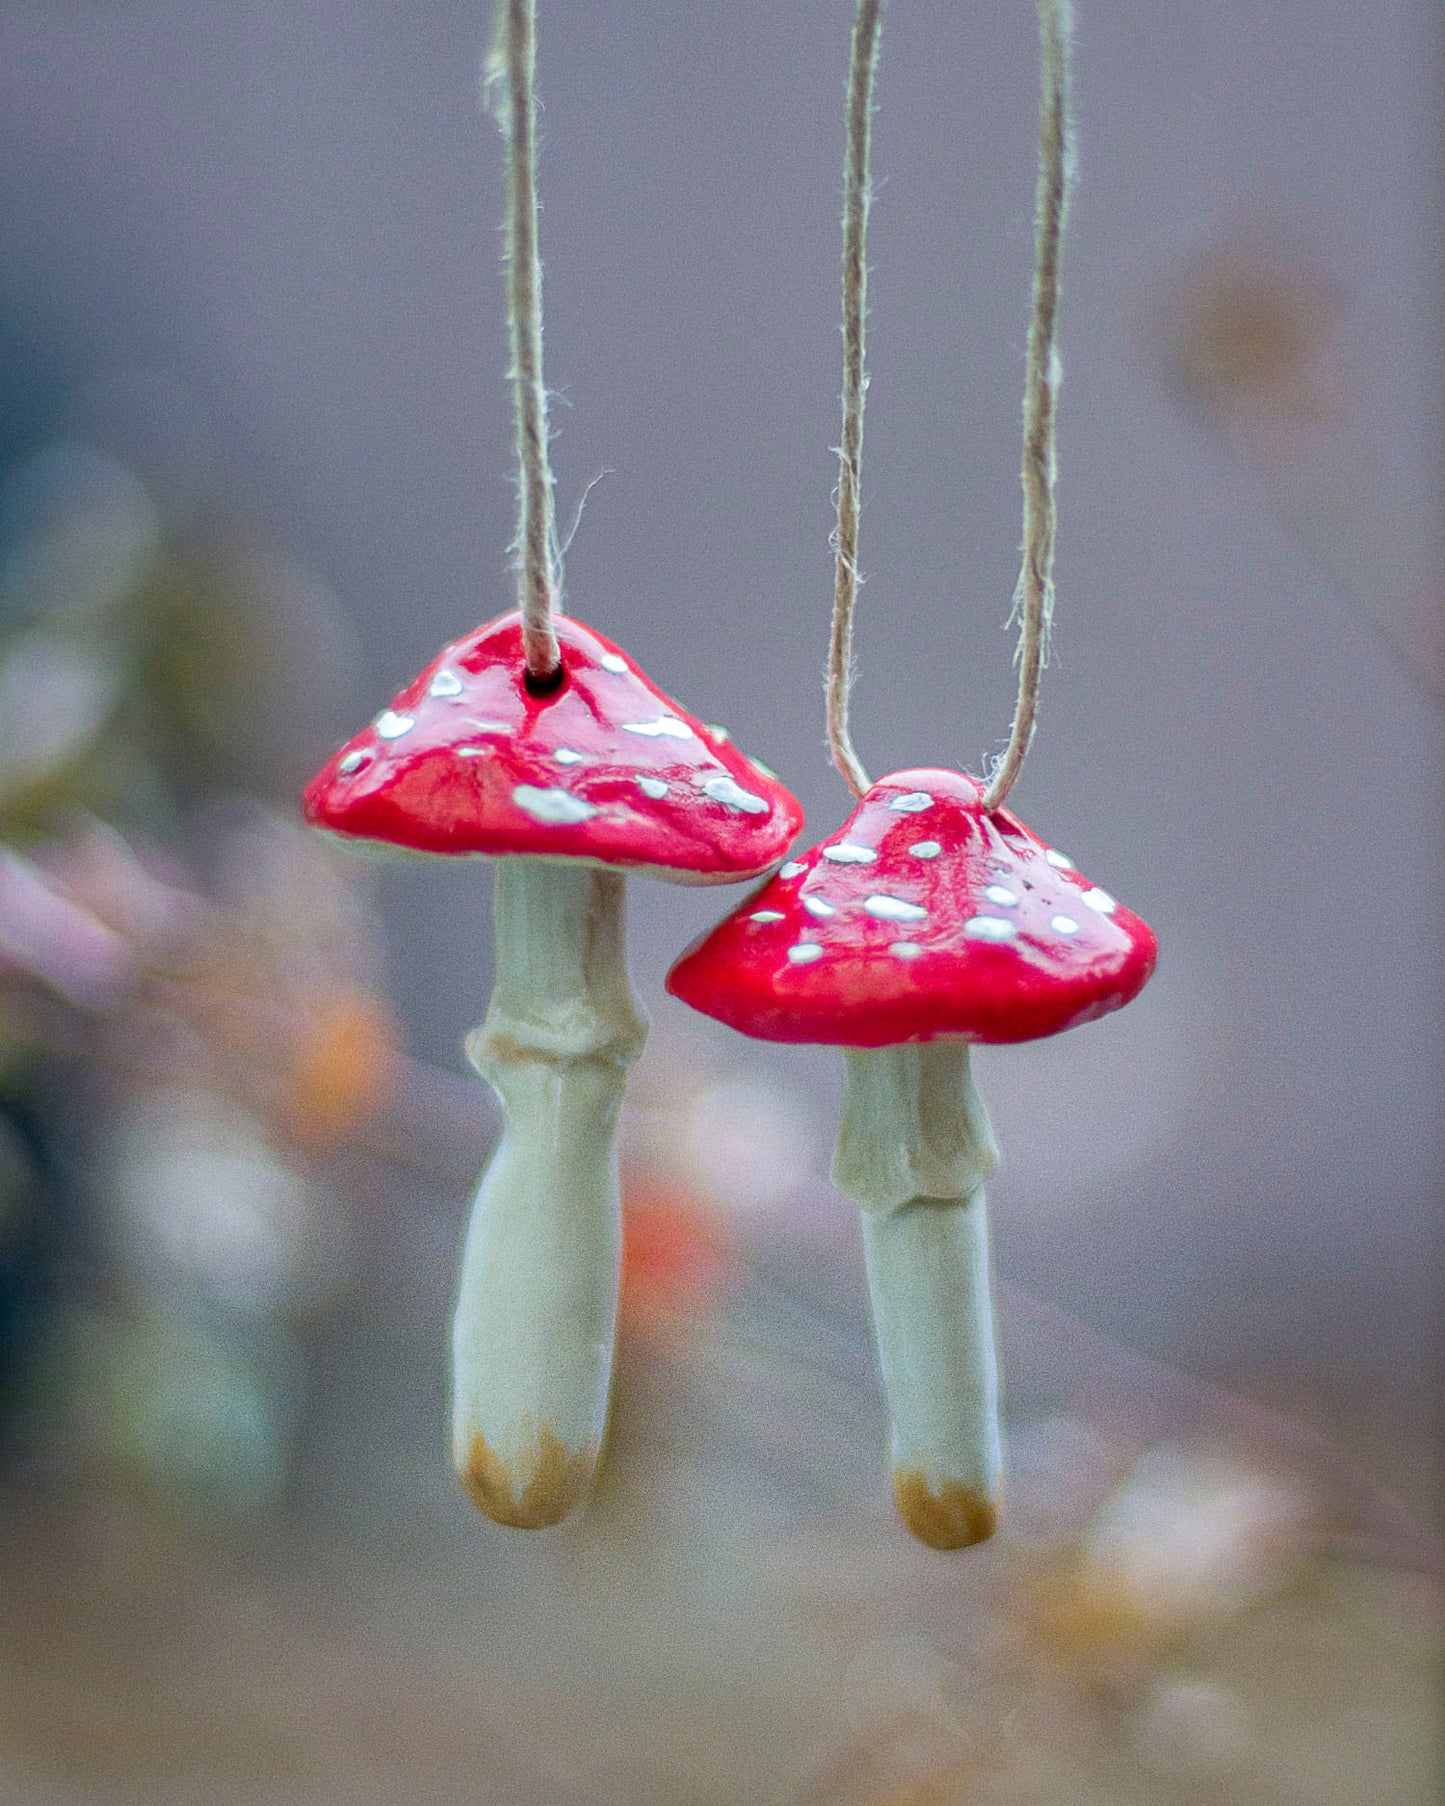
[[668, 0, 1157, 1549], [667, 771, 1155, 1547]]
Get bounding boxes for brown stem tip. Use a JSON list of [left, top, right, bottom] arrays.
[[893, 1469, 1000, 1551], [460, 1426, 596, 1529]]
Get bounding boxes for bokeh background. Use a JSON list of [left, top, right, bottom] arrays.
[[0, 2, 1439, 1802]]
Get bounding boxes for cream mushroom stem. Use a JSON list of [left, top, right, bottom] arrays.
[[452, 855, 646, 1527], [832, 1041, 1004, 1549]]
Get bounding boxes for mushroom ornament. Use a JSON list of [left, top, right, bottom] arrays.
[[306, 609, 802, 1527], [667, 769, 1156, 1547]]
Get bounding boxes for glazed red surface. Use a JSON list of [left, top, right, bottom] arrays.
[[303, 612, 803, 882], [666, 768, 1156, 1045]]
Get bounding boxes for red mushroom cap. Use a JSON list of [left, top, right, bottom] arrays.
[[666, 767, 1156, 1045], [303, 611, 803, 883]]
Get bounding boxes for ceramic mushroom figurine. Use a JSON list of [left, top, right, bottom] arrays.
[[306, 609, 801, 1526], [667, 768, 1156, 1548]]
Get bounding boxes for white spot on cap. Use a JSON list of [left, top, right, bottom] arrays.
[[750, 909, 784, 923], [864, 894, 927, 922], [338, 749, 371, 775], [1082, 887, 1117, 915], [787, 943, 824, 965], [822, 843, 876, 865], [598, 652, 628, 674], [374, 710, 414, 740], [513, 785, 598, 826], [623, 717, 693, 740], [554, 748, 584, 765], [963, 915, 1017, 943], [888, 792, 934, 814], [428, 670, 464, 698], [701, 775, 768, 815], [704, 724, 731, 743], [637, 775, 669, 800], [909, 840, 941, 859], [1051, 914, 1080, 935], [1045, 848, 1075, 870], [890, 942, 922, 960], [463, 717, 511, 735], [803, 896, 836, 918], [780, 861, 806, 879], [984, 884, 1019, 907]]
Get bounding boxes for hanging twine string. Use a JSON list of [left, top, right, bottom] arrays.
[[983, 0, 1075, 812], [487, 0, 561, 680], [826, 0, 883, 799], [826, 1, 1075, 806]]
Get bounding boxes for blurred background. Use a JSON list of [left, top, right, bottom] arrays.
[[0, 1, 1439, 1801]]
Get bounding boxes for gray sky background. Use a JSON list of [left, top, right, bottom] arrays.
[[0, 1, 1438, 1437]]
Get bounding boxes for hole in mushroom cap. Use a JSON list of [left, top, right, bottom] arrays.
[[524, 659, 567, 698]]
